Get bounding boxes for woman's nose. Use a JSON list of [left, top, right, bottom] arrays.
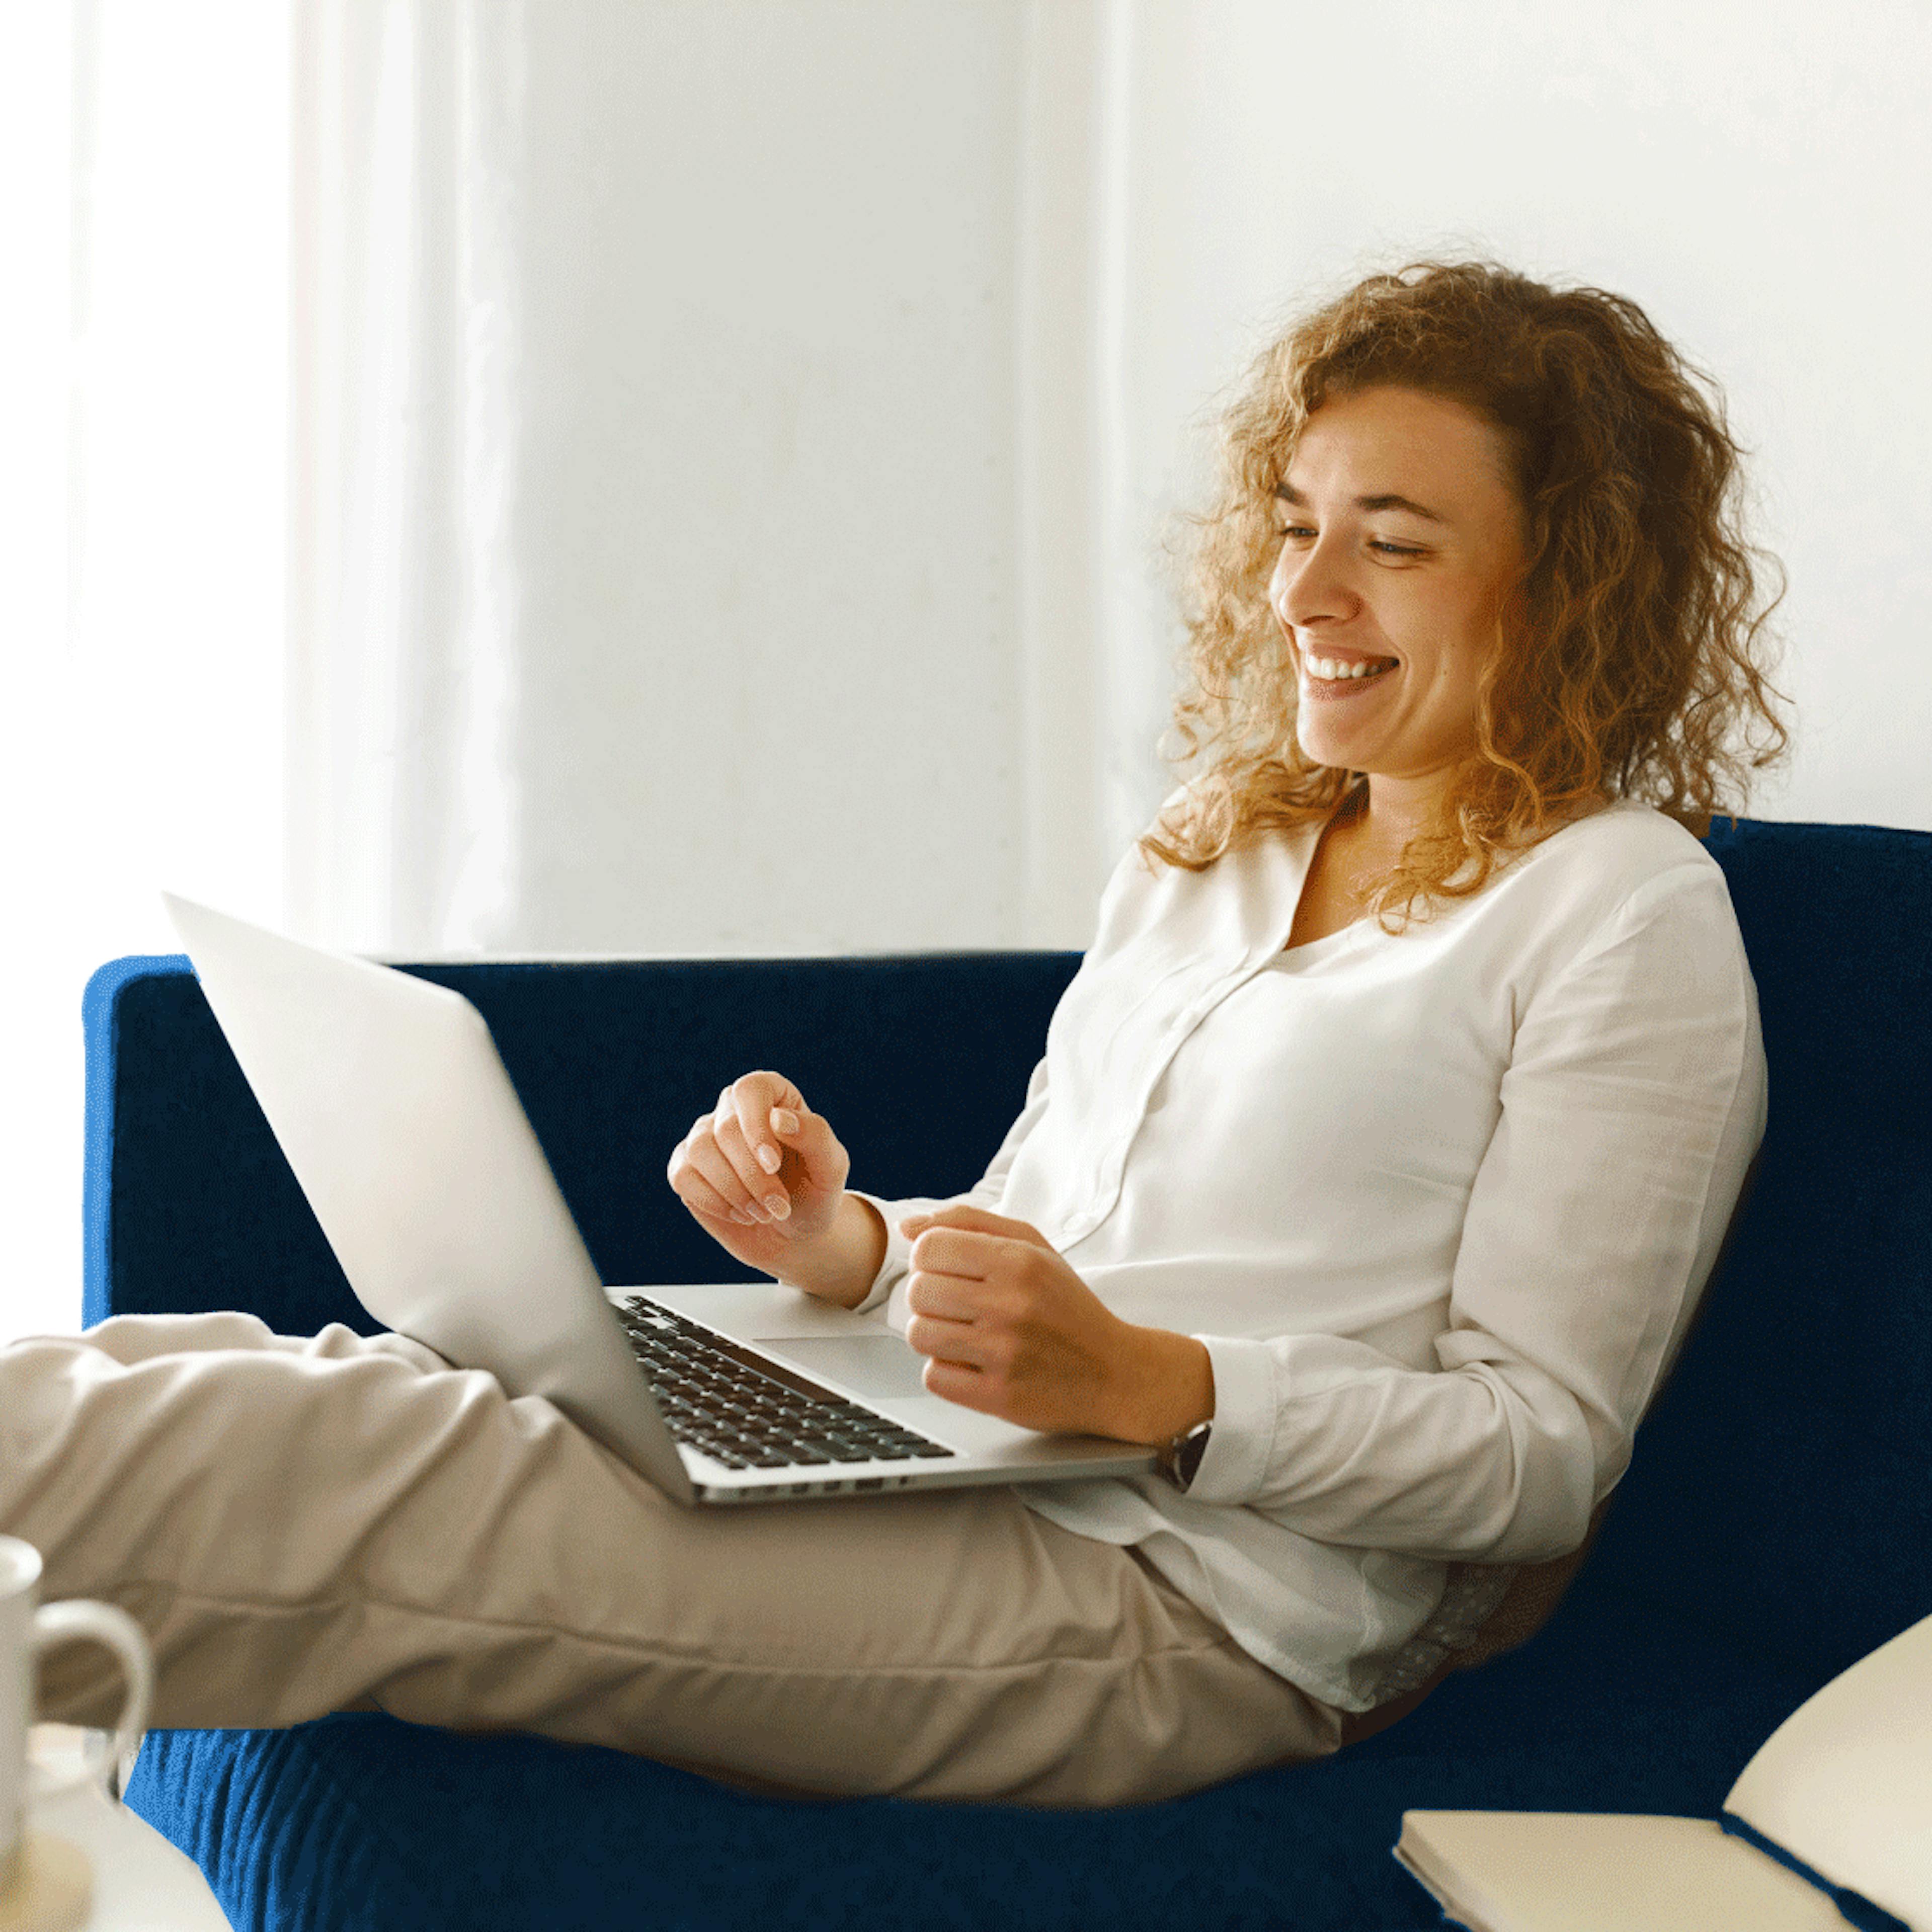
[[1271, 538, 1355, 630]]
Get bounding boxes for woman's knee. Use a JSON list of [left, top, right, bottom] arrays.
[[75, 1309, 284, 1364]]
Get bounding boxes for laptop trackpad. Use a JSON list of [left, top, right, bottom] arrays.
[[761, 1335, 930, 1401]]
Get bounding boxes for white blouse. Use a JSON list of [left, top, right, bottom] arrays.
[[855, 798, 1766, 1713]]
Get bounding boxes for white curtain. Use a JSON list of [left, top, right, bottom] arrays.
[[1, 0, 292, 1343], [287, 0, 527, 954]]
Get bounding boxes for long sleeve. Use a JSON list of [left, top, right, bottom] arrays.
[[1183, 865, 1765, 1565]]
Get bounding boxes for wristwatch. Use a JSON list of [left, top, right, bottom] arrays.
[[1157, 1420, 1213, 1493]]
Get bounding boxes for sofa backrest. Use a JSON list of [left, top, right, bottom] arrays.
[[83, 819, 1931, 1682], [1581, 819, 1932, 1680], [83, 951, 1079, 1339]]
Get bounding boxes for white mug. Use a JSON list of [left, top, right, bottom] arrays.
[[1, 1535, 153, 1892]]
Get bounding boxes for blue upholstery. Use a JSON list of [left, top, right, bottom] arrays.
[[80, 819, 1930, 1930]]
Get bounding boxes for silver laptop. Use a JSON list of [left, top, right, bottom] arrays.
[[163, 896, 1156, 1506]]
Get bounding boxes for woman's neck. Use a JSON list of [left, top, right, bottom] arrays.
[[1341, 770, 1453, 865], [1342, 770, 1618, 863]]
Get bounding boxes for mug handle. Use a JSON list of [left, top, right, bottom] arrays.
[[30, 1600, 155, 1800]]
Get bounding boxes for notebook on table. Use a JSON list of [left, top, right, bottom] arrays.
[[1393, 1611, 1931, 1931]]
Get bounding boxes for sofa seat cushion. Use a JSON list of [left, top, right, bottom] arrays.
[[124, 1580, 1826, 1932]]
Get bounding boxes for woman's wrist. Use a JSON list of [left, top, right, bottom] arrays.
[[1108, 1324, 1216, 1445], [775, 1193, 887, 1310]]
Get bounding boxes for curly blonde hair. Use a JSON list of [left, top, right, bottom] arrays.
[[1143, 261, 1789, 923]]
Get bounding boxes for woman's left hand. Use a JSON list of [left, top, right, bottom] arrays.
[[900, 1205, 1214, 1444]]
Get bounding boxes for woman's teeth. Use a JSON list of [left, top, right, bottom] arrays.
[[1304, 655, 1396, 681]]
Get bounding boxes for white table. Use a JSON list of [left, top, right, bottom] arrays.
[[14, 1731, 230, 1932]]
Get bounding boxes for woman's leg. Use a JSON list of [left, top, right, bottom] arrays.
[[0, 1314, 1343, 1807]]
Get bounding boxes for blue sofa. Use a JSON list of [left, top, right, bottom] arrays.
[[79, 817, 1930, 1931]]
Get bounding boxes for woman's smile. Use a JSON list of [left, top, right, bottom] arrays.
[[1299, 651, 1400, 699]]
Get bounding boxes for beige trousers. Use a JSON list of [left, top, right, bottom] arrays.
[[0, 1313, 1348, 1808]]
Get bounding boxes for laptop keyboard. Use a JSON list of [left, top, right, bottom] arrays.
[[615, 1296, 956, 1471]]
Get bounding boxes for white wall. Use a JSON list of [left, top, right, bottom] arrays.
[[504, 1, 1029, 955], [317, 0, 1929, 966], [1098, 0, 1932, 843]]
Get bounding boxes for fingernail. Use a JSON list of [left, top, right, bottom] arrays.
[[756, 1144, 782, 1174], [764, 1194, 790, 1221], [730, 1209, 756, 1227], [772, 1108, 799, 1135]]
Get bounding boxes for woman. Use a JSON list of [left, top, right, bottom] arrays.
[[4, 261, 1783, 1809]]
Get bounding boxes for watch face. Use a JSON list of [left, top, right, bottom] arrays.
[[1165, 1422, 1211, 1491]]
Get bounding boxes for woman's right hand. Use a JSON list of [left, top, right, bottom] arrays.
[[666, 1072, 883, 1303]]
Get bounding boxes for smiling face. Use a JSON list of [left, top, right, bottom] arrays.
[[1269, 384, 1529, 819]]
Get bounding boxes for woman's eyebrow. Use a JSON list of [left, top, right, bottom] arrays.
[[1273, 481, 1447, 525]]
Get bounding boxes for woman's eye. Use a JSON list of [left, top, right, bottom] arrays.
[[1271, 521, 1421, 556]]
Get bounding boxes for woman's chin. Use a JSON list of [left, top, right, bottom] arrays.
[[1296, 728, 1377, 771]]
